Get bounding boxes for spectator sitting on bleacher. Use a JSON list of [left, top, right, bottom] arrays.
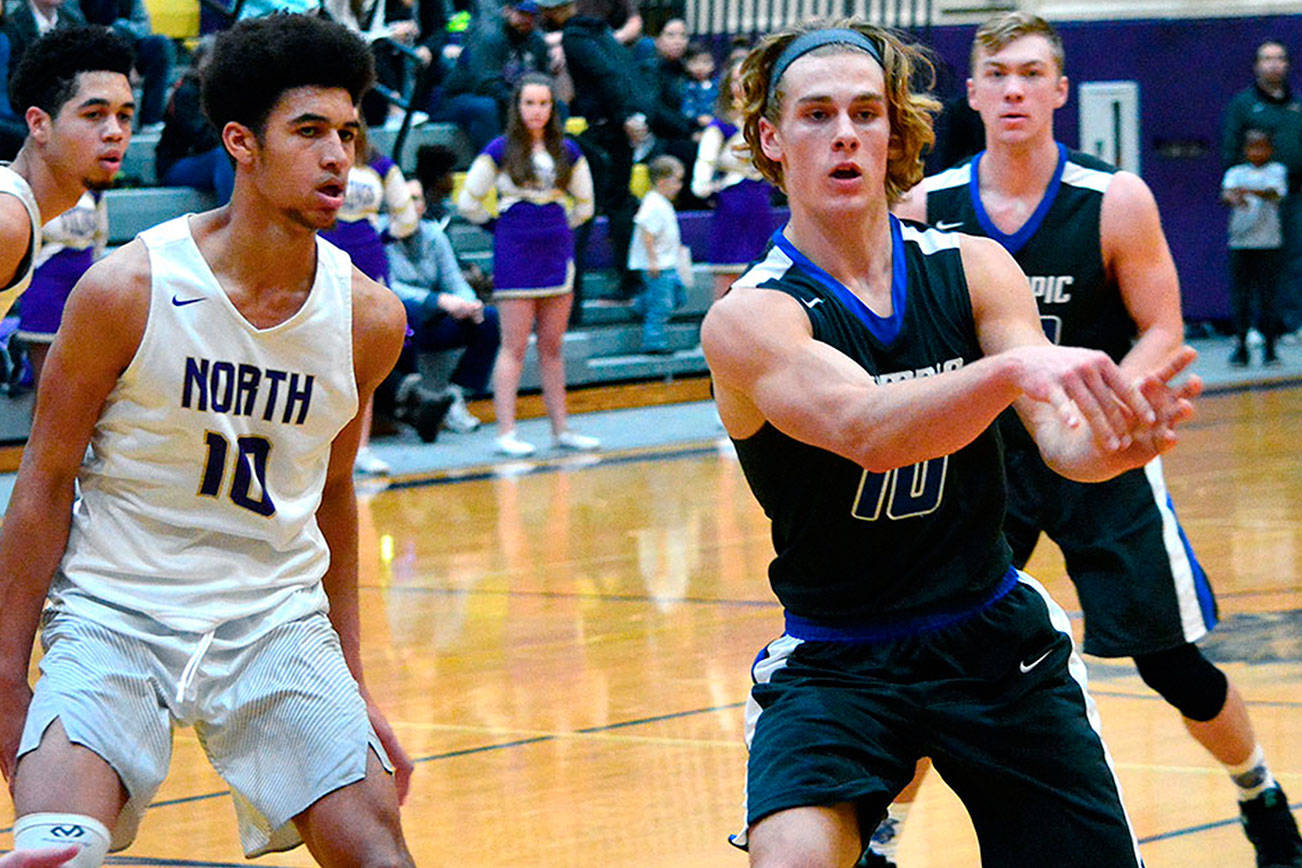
[[72, 0, 174, 131], [155, 36, 233, 201], [435, 0, 548, 152], [386, 177, 499, 433]]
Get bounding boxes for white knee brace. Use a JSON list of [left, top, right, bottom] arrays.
[[12, 813, 111, 868]]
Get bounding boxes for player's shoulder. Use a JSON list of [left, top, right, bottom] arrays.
[[78, 239, 152, 303], [920, 159, 974, 193], [897, 218, 963, 255], [1061, 149, 1118, 194], [349, 267, 405, 336]]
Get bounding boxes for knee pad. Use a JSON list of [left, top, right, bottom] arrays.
[[1133, 644, 1229, 722], [13, 813, 111, 868]]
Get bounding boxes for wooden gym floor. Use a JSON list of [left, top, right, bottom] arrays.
[[1, 385, 1299, 867]]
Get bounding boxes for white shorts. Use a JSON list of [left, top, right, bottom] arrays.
[[19, 609, 391, 857]]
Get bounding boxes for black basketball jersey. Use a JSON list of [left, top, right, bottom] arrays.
[[730, 218, 1013, 629], [923, 144, 1135, 362]]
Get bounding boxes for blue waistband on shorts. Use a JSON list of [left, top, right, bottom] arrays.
[[782, 566, 1020, 643]]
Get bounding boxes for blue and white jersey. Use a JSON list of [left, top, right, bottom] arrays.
[[0, 163, 42, 318], [923, 144, 1131, 361], [52, 215, 360, 634]]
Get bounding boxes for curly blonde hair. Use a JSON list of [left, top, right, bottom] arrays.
[[735, 20, 940, 204]]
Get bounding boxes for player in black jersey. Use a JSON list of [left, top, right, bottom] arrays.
[[702, 19, 1202, 868], [882, 13, 1302, 868]]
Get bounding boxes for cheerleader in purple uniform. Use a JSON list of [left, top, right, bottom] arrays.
[[691, 61, 774, 299], [319, 123, 421, 474], [15, 190, 106, 395], [458, 73, 599, 458]]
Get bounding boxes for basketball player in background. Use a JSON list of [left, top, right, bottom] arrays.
[[0, 15, 415, 867], [877, 14, 1302, 868], [0, 25, 133, 320]]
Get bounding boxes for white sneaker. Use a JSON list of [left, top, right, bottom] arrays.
[[442, 389, 481, 433], [354, 446, 391, 475], [495, 432, 536, 456], [554, 429, 600, 451]]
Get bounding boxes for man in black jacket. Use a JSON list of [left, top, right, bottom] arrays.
[[437, 0, 548, 150], [540, 0, 647, 300]]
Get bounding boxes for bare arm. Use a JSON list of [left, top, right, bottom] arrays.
[[704, 285, 1023, 472], [0, 244, 150, 780], [316, 269, 410, 799], [1101, 171, 1185, 379]]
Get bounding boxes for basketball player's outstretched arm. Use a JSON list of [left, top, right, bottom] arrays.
[[315, 268, 413, 801], [962, 233, 1201, 480], [0, 244, 151, 781], [703, 253, 1154, 475]]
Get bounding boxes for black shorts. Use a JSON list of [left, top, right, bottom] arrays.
[[739, 578, 1142, 868], [1004, 447, 1218, 657]]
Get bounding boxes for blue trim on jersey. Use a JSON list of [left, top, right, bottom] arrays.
[[782, 566, 1019, 642], [1168, 491, 1219, 631], [769, 217, 909, 345], [968, 142, 1067, 256]]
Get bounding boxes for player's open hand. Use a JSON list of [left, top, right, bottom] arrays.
[[1014, 344, 1155, 451], [1122, 345, 1201, 457]]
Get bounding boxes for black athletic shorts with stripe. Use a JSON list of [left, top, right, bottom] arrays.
[[1004, 448, 1218, 658], [737, 575, 1143, 868]]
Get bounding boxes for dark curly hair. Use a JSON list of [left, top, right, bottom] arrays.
[[202, 14, 375, 137], [9, 25, 134, 118]]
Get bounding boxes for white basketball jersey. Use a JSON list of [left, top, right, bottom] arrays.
[[0, 164, 42, 318], [52, 216, 360, 633]]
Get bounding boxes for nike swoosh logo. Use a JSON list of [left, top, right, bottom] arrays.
[[935, 220, 965, 231], [172, 295, 205, 307], [1019, 648, 1054, 674], [802, 296, 823, 309]]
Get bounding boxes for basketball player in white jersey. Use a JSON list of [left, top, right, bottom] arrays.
[[0, 26, 134, 320], [0, 15, 416, 868]]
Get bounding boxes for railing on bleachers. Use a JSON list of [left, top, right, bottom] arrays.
[[651, 0, 935, 38]]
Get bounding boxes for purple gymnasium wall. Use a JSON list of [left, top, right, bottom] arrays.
[[922, 15, 1302, 322]]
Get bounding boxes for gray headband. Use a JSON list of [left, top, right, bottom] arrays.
[[768, 28, 884, 103]]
